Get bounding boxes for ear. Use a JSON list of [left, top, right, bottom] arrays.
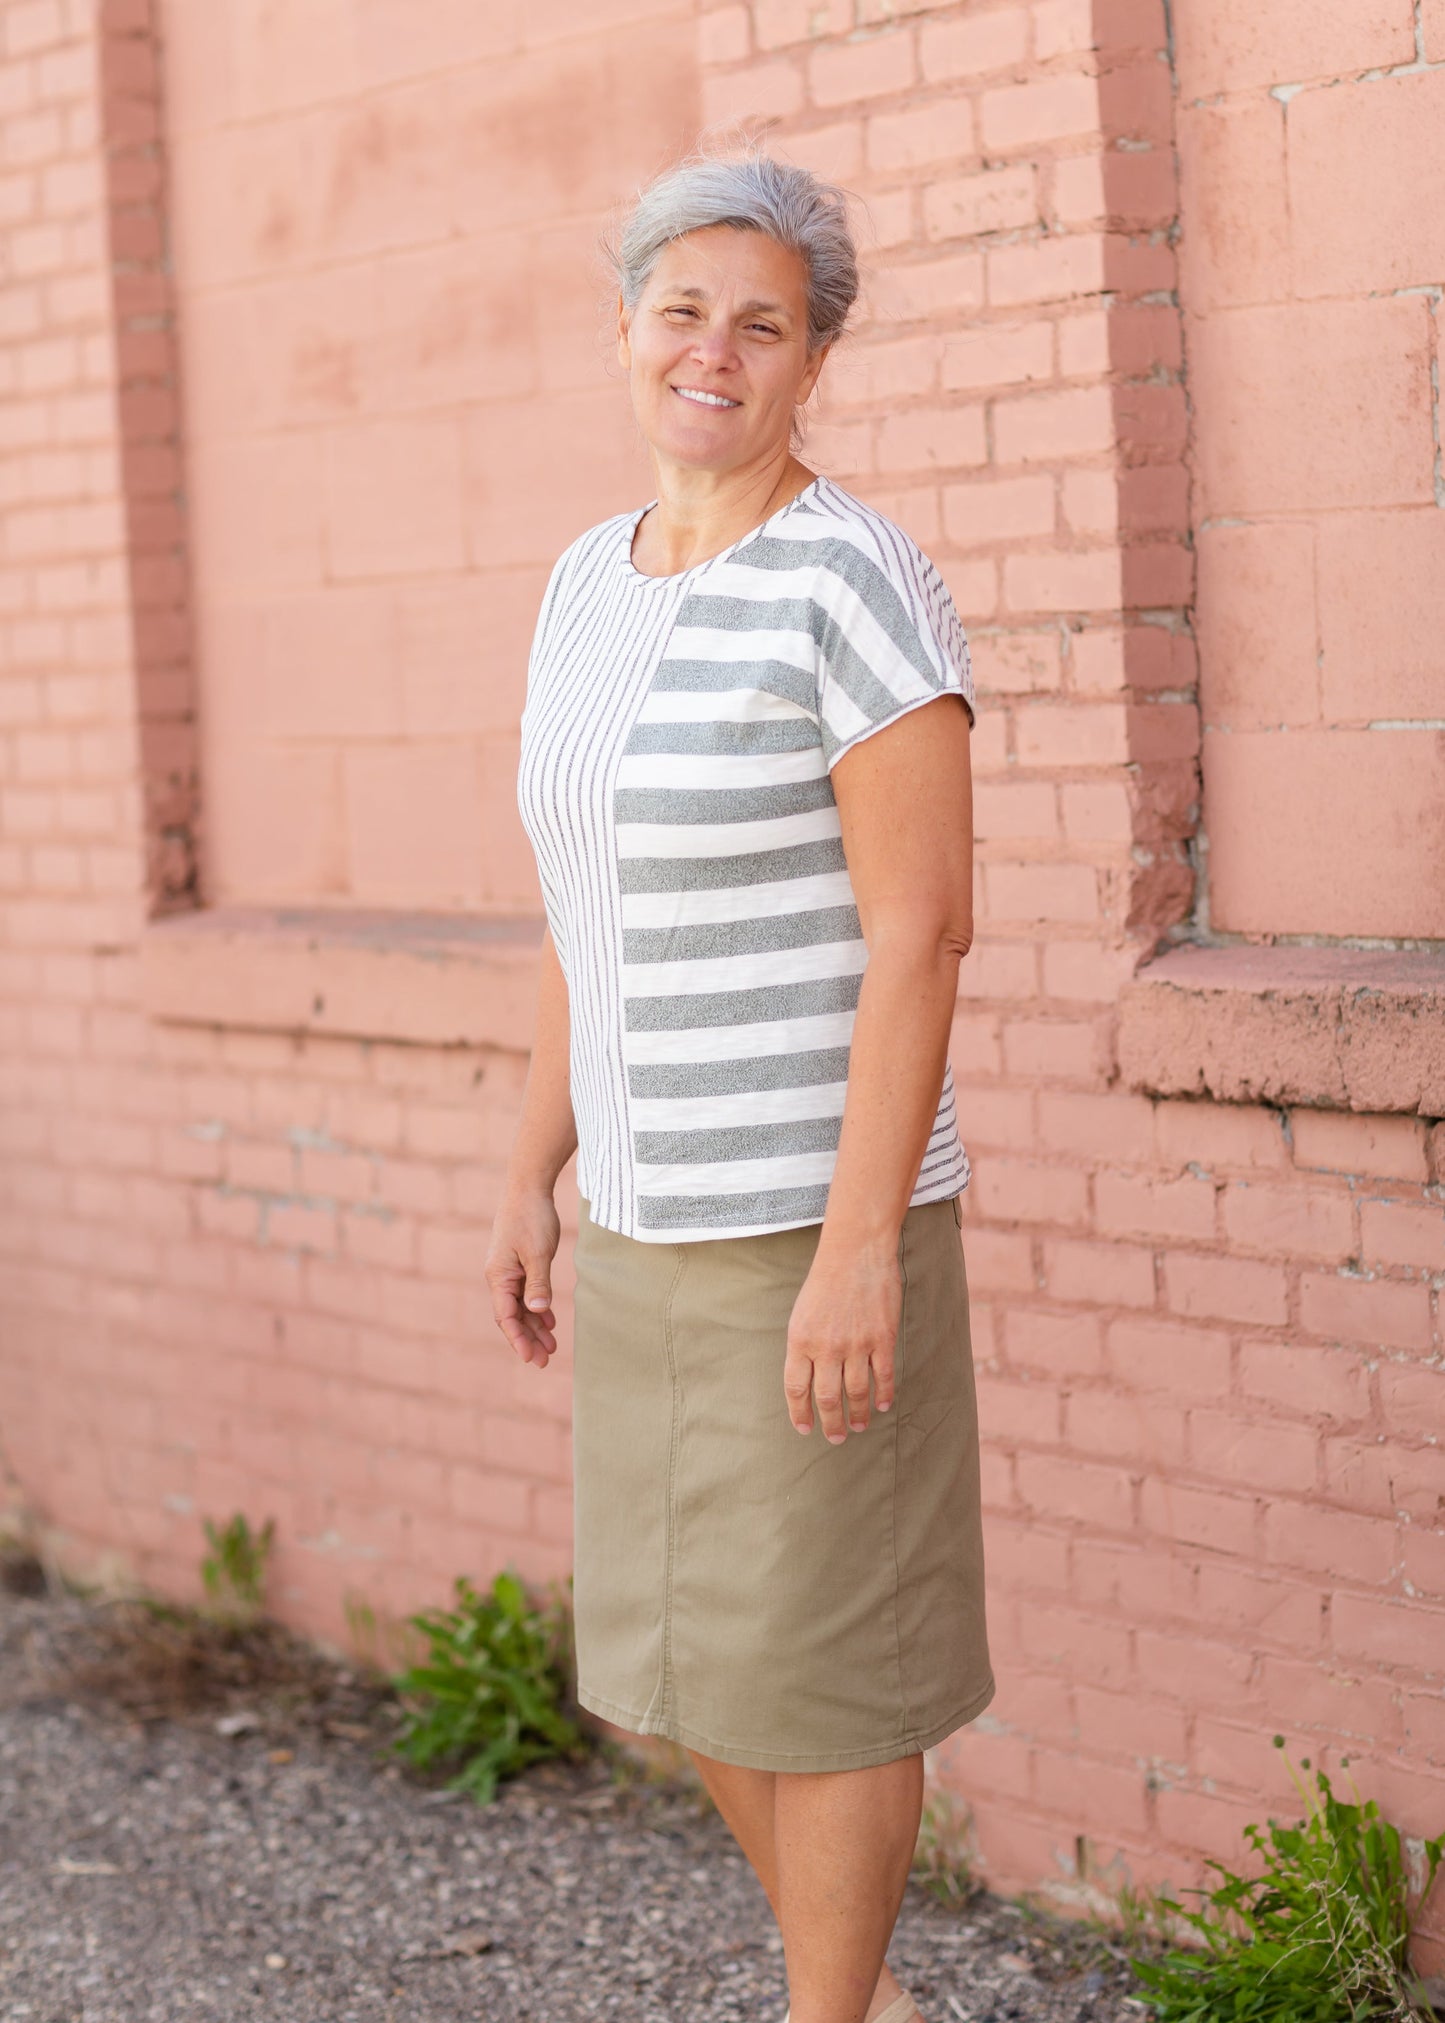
[[797, 339, 832, 406], [616, 290, 632, 371]]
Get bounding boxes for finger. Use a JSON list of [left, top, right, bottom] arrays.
[[812, 1361, 848, 1445], [843, 1352, 873, 1433], [523, 1259, 553, 1316], [493, 1287, 556, 1365], [870, 1345, 896, 1415], [783, 1349, 814, 1435]]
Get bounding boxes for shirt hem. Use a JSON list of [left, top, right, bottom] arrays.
[[584, 1166, 970, 1244]]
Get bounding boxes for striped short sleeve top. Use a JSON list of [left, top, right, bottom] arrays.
[[517, 472, 975, 1245]]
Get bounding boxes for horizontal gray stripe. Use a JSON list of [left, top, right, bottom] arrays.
[[650, 656, 817, 712], [623, 717, 818, 757], [617, 835, 847, 895], [614, 778, 835, 826], [628, 1046, 852, 1099], [741, 534, 939, 676], [622, 905, 860, 966], [624, 970, 862, 1032], [636, 1115, 842, 1165], [635, 1183, 832, 1231]]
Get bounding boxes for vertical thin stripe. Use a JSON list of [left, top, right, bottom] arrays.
[[518, 477, 974, 1244]]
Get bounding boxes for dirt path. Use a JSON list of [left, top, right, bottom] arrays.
[[0, 1584, 1145, 2023]]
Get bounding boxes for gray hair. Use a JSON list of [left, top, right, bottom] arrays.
[[610, 147, 860, 355]]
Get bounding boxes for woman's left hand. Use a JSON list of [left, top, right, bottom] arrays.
[[783, 1237, 902, 1442]]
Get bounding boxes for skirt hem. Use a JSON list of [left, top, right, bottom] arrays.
[[577, 1672, 998, 1774]]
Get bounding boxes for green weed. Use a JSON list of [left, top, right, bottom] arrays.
[[388, 1569, 585, 1803], [199, 1512, 275, 1624], [1131, 1740, 1444, 2021], [913, 1786, 983, 1908]]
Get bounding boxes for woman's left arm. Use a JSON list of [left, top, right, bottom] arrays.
[[782, 693, 974, 1444]]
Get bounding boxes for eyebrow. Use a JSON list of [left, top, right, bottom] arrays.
[[670, 286, 793, 318]]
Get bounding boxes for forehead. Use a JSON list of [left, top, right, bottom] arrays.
[[645, 225, 809, 311]]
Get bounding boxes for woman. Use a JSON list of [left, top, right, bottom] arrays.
[[485, 149, 993, 2023]]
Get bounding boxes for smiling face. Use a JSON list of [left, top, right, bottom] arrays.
[[617, 225, 829, 477]]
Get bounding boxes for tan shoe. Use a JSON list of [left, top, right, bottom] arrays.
[[782, 1996, 922, 2023]]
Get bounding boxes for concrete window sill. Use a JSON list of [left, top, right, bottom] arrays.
[[1118, 944, 1445, 1117], [139, 906, 545, 1053]]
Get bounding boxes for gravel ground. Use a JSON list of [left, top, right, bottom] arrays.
[[0, 1570, 1147, 2023]]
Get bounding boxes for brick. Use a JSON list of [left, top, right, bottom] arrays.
[[1074, 1684, 1188, 1765], [1096, 1172, 1216, 1244], [1015, 701, 1127, 767], [1299, 1273, 1433, 1352], [752, 0, 852, 47], [1173, 0, 1414, 99], [869, 252, 984, 323], [1193, 1567, 1324, 1651], [1262, 1500, 1399, 1586], [1359, 1200, 1445, 1272], [875, 402, 987, 474], [1018, 1452, 1134, 1531], [697, 1, 750, 61], [1059, 778, 1132, 841], [1005, 547, 1121, 615], [981, 71, 1097, 150], [924, 164, 1037, 242], [974, 1156, 1090, 1226], [972, 777, 1058, 839], [1237, 1339, 1370, 1425], [969, 629, 1063, 694], [920, 7, 1029, 78], [1375, 1360, 1445, 1425], [940, 318, 1051, 392], [1401, 1528, 1445, 1602], [985, 862, 1098, 923], [866, 97, 976, 175], [1043, 1238, 1156, 1309], [994, 383, 1114, 464], [1136, 1627, 1255, 1701], [1164, 1253, 1288, 1327], [1321, 1437, 1414, 1517], [1063, 1386, 1186, 1467], [1004, 1307, 1105, 1377], [1220, 1182, 1355, 1263], [975, 1370, 1062, 1444], [1156, 1100, 1289, 1175], [809, 25, 915, 105], [1317, 511, 1445, 725], [1195, 521, 1319, 731], [987, 232, 1105, 307], [1191, 299, 1436, 518], [1177, 97, 1289, 313], [1036, 1091, 1155, 1164], [1189, 1410, 1319, 1497], [943, 474, 1055, 544], [700, 55, 806, 129], [1333, 1592, 1443, 1675]]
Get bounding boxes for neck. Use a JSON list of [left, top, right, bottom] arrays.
[[636, 449, 815, 574]]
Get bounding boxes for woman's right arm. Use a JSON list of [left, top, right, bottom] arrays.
[[484, 929, 577, 1369]]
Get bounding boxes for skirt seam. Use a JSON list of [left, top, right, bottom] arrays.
[[653, 1241, 688, 1731], [889, 1220, 910, 1748]]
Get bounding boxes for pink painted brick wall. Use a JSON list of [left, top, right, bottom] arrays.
[[1, 0, 1442, 1946], [1176, 0, 1445, 938]]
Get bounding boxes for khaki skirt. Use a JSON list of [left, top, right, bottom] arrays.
[[570, 1194, 995, 1773]]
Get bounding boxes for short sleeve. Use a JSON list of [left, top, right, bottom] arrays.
[[810, 530, 975, 770]]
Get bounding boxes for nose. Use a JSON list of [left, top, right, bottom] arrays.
[[690, 318, 738, 371]]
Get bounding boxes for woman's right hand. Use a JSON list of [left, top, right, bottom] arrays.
[[485, 1188, 562, 1367]]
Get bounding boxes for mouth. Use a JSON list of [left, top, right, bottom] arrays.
[[672, 384, 741, 410]]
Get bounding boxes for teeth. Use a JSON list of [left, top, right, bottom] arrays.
[[675, 387, 738, 409]]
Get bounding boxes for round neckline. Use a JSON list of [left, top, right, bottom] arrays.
[[620, 474, 824, 585]]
